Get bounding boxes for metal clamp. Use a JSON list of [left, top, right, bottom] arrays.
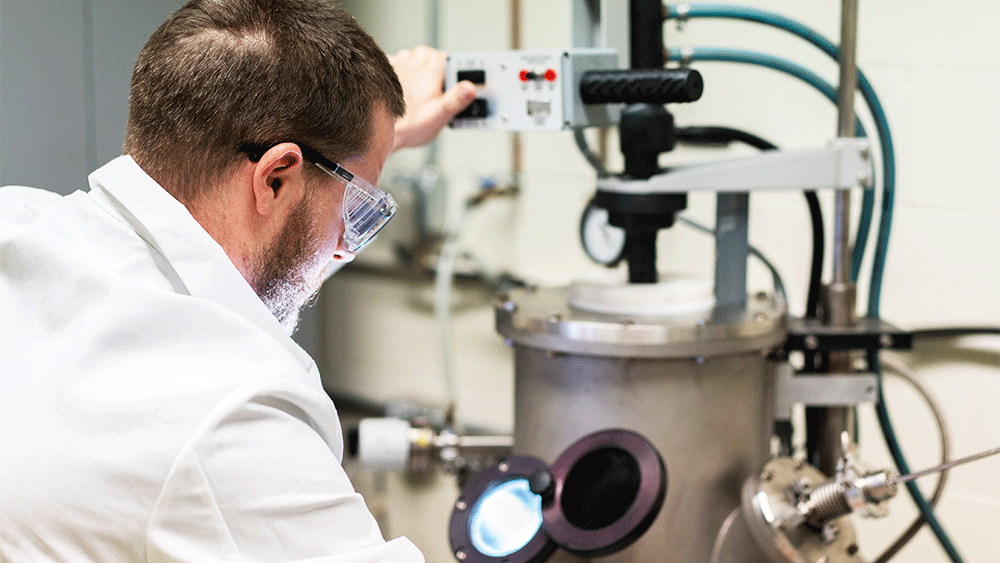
[[785, 317, 913, 354], [774, 363, 878, 419]]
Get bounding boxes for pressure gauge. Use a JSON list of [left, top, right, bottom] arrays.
[[579, 197, 626, 267]]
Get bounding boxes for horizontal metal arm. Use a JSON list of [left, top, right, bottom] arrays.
[[596, 138, 873, 193]]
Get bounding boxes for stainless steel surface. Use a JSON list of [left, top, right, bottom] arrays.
[[496, 286, 785, 358], [822, 282, 857, 329], [774, 363, 878, 419], [710, 507, 771, 563], [499, 286, 785, 563]]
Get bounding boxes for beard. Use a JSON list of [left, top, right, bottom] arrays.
[[250, 193, 330, 334]]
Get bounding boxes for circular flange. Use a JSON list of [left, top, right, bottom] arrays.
[[449, 456, 557, 563], [496, 285, 786, 358], [542, 429, 667, 557], [741, 457, 863, 563]]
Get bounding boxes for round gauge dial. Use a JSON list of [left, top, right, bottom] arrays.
[[580, 198, 626, 267]]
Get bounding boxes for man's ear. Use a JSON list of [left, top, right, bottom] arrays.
[[251, 142, 307, 217]]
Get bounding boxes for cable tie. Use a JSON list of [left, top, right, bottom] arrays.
[[675, 4, 691, 31], [679, 46, 694, 67]]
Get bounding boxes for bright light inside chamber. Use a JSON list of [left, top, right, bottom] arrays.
[[468, 478, 543, 557]]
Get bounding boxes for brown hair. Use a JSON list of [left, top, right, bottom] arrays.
[[123, 0, 404, 203]]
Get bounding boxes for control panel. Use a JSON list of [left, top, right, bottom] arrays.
[[446, 49, 621, 131]]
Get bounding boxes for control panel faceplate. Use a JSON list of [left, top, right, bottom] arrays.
[[446, 49, 621, 131]]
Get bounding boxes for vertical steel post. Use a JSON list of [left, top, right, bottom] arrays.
[[833, 0, 858, 289], [809, 0, 861, 475]]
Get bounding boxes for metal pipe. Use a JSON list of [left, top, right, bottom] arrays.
[[895, 446, 1000, 484], [424, 0, 441, 166]]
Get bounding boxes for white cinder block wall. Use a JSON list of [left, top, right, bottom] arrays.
[[330, 1, 1000, 562]]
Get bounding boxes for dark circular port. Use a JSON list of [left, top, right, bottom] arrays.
[[560, 446, 641, 530]]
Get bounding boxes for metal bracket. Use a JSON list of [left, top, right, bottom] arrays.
[[774, 362, 879, 419], [595, 138, 873, 193], [785, 317, 913, 353]]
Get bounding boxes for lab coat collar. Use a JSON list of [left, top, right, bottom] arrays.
[[87, 155, 321, 381]]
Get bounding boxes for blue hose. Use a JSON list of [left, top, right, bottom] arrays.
[[870, 354, 965, 563], [666, 48, 866, 135], [666, 6, 959, 562], [665, 3, 894, 313]]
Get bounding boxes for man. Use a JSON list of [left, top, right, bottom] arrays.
[[0, 0, 474, 561]]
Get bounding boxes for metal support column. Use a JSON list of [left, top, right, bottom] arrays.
[[808, 0, 860, 475], [714, 192, 749, 309]]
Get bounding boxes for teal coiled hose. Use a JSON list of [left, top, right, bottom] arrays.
[[666, 5, 961, 563]]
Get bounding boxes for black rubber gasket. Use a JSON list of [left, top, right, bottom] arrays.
[[541, 429, 667, 558], [448, 456, 557, 563]]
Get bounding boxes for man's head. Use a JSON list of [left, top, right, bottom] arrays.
[[123, 0, 405, 331], [124, 0, 404, 202]]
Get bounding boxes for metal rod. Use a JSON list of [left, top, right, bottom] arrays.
[[511, 0, 522, 181], [809, 0, 861, 477], [895, 446, 1000, 484], [424, 0, 441, 166], [832, 0, 859, 284]]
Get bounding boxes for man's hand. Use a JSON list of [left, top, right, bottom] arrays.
[[389, 46, 476, 151]]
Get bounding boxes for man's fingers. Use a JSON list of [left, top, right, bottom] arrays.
[[440, 81, 477, 117]]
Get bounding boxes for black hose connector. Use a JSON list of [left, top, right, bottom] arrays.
[[580, 68, 704, 105]]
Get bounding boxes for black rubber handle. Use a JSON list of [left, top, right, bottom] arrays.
[[580, 68, 703, 105]]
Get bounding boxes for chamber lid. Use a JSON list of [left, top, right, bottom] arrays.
[[448, 429, 667, 562], [568, 276, 715, 316]]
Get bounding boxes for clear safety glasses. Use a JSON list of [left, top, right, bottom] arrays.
[[241, 142, 398, 253]]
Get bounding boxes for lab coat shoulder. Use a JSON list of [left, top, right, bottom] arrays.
[[0, 185, 62, 235]]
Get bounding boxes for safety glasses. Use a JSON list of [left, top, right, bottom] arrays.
[[241, 142, 398, 253]]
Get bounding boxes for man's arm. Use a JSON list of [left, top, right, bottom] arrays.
[[147, 396, 424, 562], [389, 46, 476, 151]]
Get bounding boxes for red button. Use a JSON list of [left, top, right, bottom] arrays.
[[519, 69, 530, 82], [544, 69, 557, 81]]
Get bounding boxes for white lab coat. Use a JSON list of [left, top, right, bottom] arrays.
[[0, 156, 423, 563]]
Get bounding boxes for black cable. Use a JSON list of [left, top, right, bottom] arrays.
[[676, 125, 775, 151], [802, 191, 824, 320], [910, 327, 1000, 339], [675, 126, 824, 320]]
